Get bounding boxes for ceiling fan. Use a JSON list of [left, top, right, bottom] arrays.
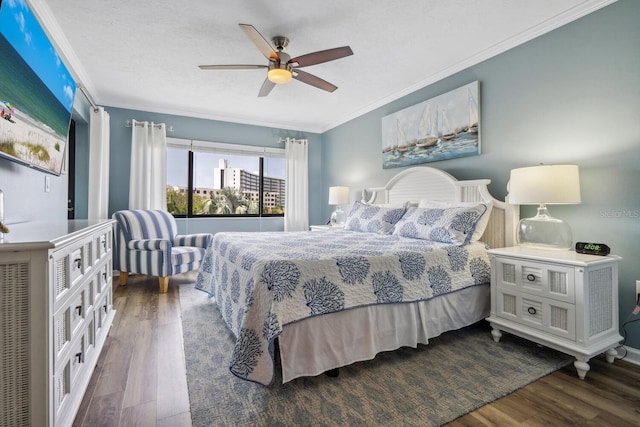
[[199, 24, 353, 97]]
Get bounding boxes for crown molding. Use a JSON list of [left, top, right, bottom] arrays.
[[322, 0, 618, 133]]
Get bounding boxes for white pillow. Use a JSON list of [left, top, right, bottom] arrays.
[[418, 200, 493, 242]]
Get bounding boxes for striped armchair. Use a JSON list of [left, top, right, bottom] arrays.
[[113, 209, 213, 293]]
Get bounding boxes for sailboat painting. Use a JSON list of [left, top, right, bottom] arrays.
[[381, 81, 480, 169]]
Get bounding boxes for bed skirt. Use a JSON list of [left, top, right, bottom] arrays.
[[279, 283, 490, 383]]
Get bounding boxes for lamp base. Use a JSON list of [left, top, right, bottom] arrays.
[[516, 205, 573, 250], [330, 207, 346, 226]]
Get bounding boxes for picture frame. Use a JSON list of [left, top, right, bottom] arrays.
[[0, 0, 76, 175], [382, 81, 480, 169]]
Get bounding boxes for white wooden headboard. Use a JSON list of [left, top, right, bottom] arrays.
[[361, 167, 518, 249]]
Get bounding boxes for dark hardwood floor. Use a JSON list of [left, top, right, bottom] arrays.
[[75, 273, 640, 426]]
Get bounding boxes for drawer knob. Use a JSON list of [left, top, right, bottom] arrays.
[[103, 304, 108, 313], [75, 305, 83, 316], [527, 307, 537, 315], [74, 258, 82, 269], [75, 352, 83, 363], [526, 274, 536, 282]]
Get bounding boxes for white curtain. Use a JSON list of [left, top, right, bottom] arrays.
[[128, 120, 167, 210], [87, 107, 110, 220], [284, 138, 309, 231]]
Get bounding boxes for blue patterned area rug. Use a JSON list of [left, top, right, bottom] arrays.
[[180, 283, 572, 427]]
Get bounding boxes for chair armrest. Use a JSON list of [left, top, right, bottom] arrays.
[[127, 239, 171, 251], [174, 233, 213, 248]]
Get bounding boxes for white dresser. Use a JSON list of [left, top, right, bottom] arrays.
[[486, 246, 622, 380], [0, 220, 116, 426]]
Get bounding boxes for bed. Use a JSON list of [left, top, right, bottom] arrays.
[[195, 166, 517, 385]]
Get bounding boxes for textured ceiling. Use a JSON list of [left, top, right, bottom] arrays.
[[35, 0, 614, 133]]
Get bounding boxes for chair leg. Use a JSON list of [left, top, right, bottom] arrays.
[[119, 271, 129, 286], [158, 276, 169, 293]]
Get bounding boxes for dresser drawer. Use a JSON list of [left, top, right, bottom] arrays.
[[53, 331, 87, 421], [69, 334, 86, 385], [95, 286, 113, 340], [70, 247, 84, 285], [87, 277, 96, 310], [53, 359, 71, 420], [496, 288, 576, 340], [94, 229, 111, 259], [96, 263, 110, 293], [52, 242, 88, 301], [53, 286, 87, 361], [83, 238, 94, 270], [494, 256, 575, 304], [69, 288, 86, 336], [53, 307, 71, 360]]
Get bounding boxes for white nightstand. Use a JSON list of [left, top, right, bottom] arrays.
[[309, 224, 345, 232], [486, 246, 622, 380]]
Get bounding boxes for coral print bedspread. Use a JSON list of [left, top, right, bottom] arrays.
[[194, 230, 491, 385]]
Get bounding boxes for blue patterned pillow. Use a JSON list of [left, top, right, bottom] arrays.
[[418, 200, 493, 242], [344, 201, 406, 234], [393, 205, 488, 244]]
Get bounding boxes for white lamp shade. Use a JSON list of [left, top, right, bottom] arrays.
[[508, 165, 581, 205], [328, 186, 350, 205]]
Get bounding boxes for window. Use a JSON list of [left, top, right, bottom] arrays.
[[166, 138, 285, 217]]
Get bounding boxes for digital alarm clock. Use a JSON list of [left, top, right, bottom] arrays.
[[575, 242, 610, 256]]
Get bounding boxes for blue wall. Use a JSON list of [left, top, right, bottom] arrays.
[[323, 0, 640, 347]]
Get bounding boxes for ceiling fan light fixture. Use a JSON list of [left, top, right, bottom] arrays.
[[267, 67, 292, 84]]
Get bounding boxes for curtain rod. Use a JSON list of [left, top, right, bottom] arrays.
[[278, 137, 307, 143], [126, 119, 174, 132], [77, 85, 99, 113]]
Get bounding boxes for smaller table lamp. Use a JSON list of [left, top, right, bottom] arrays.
[[328, 186, 349, 226], [508, 164, 581, 250]]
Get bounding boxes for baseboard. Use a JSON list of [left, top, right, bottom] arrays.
[[619, 346, 640, 366]]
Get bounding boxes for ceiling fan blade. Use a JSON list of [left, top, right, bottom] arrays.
[[293, 69, 338, 93], [289, 46, 353, 68], [258, 78, 276, 97], [239, 24, 279, 61], [198, 64, 267, 70]]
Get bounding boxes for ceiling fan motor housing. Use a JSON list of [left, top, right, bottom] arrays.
[[272, 36, 289, 51]]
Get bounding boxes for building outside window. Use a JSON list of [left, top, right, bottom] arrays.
[[166, 139, 285, 217]]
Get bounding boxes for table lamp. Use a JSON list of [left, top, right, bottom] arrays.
[[328, 186, 349, 226], [508, 164, 581, 250]]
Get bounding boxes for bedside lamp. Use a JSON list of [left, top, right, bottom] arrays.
[[328, 186, 349, 226], [508, 165, 581, 250]]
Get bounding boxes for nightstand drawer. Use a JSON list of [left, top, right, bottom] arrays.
[[494, 257, 575, 304], [496, 288, 576, 340]]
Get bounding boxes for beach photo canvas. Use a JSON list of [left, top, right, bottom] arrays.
[[0, 0, 76, 175]]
